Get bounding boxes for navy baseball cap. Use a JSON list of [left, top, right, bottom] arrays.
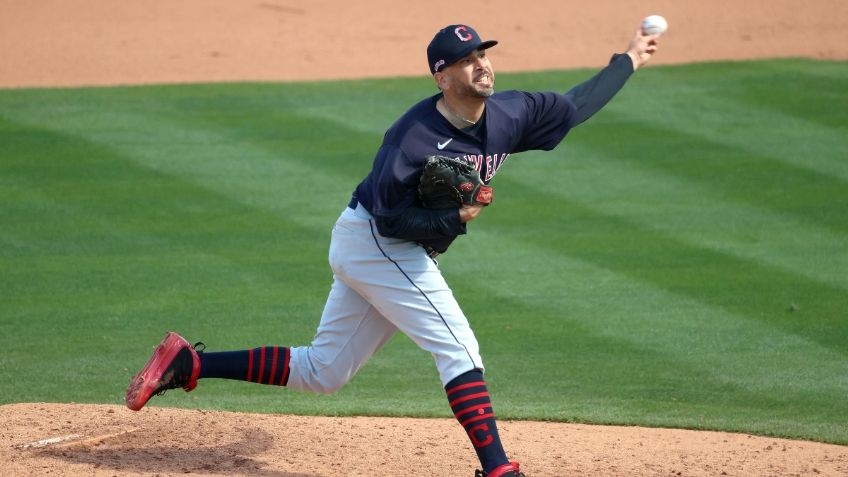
[[427, 24, 498, 74]]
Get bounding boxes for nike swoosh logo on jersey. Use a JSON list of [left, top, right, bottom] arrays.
[[437, 138, 453, 150]]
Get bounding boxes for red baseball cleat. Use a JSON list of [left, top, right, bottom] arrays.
[[125, 332, 202, 411], [475, 461, 526, 477]]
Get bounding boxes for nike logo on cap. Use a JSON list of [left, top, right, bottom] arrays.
[[437, 138, 453, 150]]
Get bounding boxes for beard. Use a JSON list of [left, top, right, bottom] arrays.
[[457, 71, 495, 98], [471, 82, 495, 98]]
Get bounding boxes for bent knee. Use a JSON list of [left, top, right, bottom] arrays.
[[287, 347, 352, 394]]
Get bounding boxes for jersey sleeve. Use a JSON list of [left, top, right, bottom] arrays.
[[513, 91, 578, 152], [512, 53, 635, 153], [564, 53, 635, 127]]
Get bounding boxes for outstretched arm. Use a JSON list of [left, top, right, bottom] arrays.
[[564, 27, 661, 127]]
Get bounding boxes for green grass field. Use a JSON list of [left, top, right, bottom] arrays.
[[1, 59, 846, 444]]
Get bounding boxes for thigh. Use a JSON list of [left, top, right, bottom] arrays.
[[334, 215, 483, 385]]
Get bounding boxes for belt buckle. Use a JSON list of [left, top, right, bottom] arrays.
[[423, 245, 440, 259]]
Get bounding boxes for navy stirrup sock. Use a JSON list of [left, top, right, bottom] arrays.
[[199, 347, 290, 386], [445, 369, 509, 473]]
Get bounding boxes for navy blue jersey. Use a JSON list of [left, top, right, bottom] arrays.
[[353, 53, 634, 253], [357, 90, 575, 216]]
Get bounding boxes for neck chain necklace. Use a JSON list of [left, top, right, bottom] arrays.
[[441, 98, 478, 126]]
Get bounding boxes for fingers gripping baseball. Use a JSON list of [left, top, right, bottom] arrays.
[[626, 30, 659, 70], [627, 16, 665, 70]]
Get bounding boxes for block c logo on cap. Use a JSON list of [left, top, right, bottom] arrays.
[[454, 26, 473, 42]]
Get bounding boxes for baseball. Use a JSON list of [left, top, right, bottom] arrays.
[[641, 15, 668, 36]]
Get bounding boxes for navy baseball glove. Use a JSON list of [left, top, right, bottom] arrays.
[[418, 155, 493, 209]]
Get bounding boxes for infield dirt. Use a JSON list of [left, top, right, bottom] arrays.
[[3, 403, 847, 476], [1, 0, 847, 476]]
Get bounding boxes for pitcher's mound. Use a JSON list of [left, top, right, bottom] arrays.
[[2, 403, 846, 476]]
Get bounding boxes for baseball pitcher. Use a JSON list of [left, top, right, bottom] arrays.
[[126, 22, 660, 477]]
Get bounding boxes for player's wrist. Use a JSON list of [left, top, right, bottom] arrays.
[[459, 207, 472, 223], [625, 50, 640, 71], [459, 205, 483, 223]]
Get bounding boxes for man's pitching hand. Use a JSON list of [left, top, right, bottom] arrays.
[[626, 29, 660, 70]]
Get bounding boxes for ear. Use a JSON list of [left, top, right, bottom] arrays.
[[433, 72, 450, 91]]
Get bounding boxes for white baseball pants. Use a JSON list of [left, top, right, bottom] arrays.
[[286, 203, 483, 393]]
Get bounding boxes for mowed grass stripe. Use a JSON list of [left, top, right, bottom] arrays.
[[505, 145, 848, 289], [0, 88, 379, 232], [0, 116, 324, 261], [0, 118, 332, 317], [608, 60, 848, 182], [631, 92, 848, 184], [474, 177, 847, 354], [571, 120, 848, 234], [0, 116, 333, 285]]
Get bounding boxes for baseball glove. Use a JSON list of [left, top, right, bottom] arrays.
[[418, 155, 493, 209]]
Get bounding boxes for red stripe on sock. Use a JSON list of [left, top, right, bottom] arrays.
[[446, 381, 486, 396], [454, 402, 491, 420], [257, 347, 267, 384], [247, 349, 254, 382], [269, 347, 279, 385], [449, 391, 489, 408], [460, 412, 495, 428], [280, 347, 291, 386]]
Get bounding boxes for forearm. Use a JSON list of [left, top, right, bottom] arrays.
[[564, 53, 634, 127], [373, 206, 466, 242]]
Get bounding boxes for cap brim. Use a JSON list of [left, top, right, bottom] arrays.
[[460, 40, 498, 59], [479, 40, 498, 50]]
